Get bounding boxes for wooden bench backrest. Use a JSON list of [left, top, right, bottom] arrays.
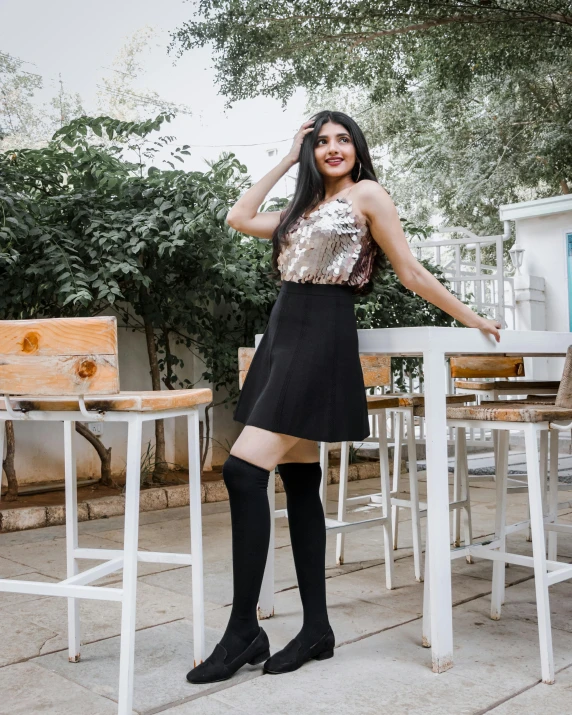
[[238, 348, 391, 389], [0, 317, 119, 395], [450, 356, 525, 379]]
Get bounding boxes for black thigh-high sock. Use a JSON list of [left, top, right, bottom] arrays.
[[277, 461, 331, 649], [219, 454, 271, 660]]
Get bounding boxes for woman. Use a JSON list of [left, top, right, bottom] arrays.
[[186, 110, 501, 684]]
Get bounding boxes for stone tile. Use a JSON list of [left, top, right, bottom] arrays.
[[38, 620, 261, 714], [208, 596, 572, 715], [0, 661, 118, 714], [487, 664, 572, 713], [0, 554, 36, 579], [165, 695, 247, 713], [0, 580, 193, 666]]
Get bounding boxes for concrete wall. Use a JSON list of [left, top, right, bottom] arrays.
[[513, 208, 572, 379]]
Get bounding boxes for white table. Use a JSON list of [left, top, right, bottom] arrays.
[[357, 327, 571, 672]]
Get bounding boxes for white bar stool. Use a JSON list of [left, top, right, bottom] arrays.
[[0, 317, 210, 715], [423, 346, 572, 685]]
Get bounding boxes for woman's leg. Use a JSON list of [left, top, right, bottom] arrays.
[[219, 427, 300, 655], [277, 440, 331, 650], [188, 426, 301, 683]]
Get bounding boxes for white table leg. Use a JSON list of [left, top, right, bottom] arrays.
[[524, 423, 554, 684], [118, 417, 143, 715], [188, 410, 205, 665], [258, 468, 275, 619], [423, 349, 454, 673], [64, 420, 80, 663]]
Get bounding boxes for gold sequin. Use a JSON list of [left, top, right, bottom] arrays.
[[277, 198, 377, 289]]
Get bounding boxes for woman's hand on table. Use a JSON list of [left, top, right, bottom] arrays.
[[474, 317, 502, 342]]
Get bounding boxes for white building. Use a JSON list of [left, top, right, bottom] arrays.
[[500, 194, 572, 380]]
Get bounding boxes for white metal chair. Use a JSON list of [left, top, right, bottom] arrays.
[[422, 346, 572, 685], [0, 317, 210, 715], [329, 352, 476, 582]]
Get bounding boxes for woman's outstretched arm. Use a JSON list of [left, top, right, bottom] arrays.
[[357, 180, 502, 342], [226, 120, 315, 239]]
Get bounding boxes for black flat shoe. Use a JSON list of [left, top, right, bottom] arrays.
[[186, 627, 270, 684], [263, 627, 335, 675]]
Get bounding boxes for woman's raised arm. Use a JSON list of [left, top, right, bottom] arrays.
[[356, 180, 502, 342], [226, 120, 315, 239]]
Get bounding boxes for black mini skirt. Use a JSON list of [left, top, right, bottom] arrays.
[[233, 280, 371, 443]]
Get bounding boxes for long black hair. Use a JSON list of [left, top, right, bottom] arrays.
[[270, 109, 387, 296]]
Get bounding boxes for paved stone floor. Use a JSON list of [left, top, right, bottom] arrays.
[[2, 464, 572, 714]]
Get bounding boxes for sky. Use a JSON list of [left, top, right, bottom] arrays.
[[0, 0, 307, 197]]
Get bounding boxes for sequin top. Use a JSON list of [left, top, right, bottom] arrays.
[[277, 197, 378, 290]]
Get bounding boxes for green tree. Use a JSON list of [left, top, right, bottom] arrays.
[[1, 113, 278, 489], [307, 60, 572, 234], [170, 1, 572, 106]]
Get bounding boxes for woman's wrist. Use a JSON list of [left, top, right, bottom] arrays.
[[280, 155, 296, 171]]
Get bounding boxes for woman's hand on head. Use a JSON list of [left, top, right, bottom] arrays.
[[285, 119, 315, 166], [474, 317, 502, 342]]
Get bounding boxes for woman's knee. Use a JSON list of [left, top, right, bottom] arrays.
[[229, 426, 299, 471], [222, 454, 270, 494]]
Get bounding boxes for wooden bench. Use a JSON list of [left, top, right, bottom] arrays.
[[0, 317, 211, 715]]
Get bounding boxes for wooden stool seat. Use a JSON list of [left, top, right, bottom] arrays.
[[366, 394, 401, 410], [454, 379, 560, 392], [442, 401, 572, 423], [1, 389, 212, 413], [389, 393, 476, 408]]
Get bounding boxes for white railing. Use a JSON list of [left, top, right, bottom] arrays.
[[362, 224, 515, 452], [409, 225, 514, 329]]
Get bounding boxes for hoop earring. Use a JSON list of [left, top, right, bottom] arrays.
[[355, 161, 362, 181]]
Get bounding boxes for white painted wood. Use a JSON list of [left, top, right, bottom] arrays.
[[64, 421, 81, 663], [62, 558, 124, 586], [457, 427, 473, 563], [188, 410, 205, 665], [117, 417, 143, 715], [548, 431, 559, 562], [319, 441, 329, 505], [391, 412, 404, 549], [490, 430, 509, 619], [378, 411, 395, 590], [422, 531, 431, 648], [452, 428, 462, 548], [422, 349, 454, 673], [524, 423, 555, 684], [0, 580, 123, 600], [404, 409, 423, 581], [336, 441, 350, 565]]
